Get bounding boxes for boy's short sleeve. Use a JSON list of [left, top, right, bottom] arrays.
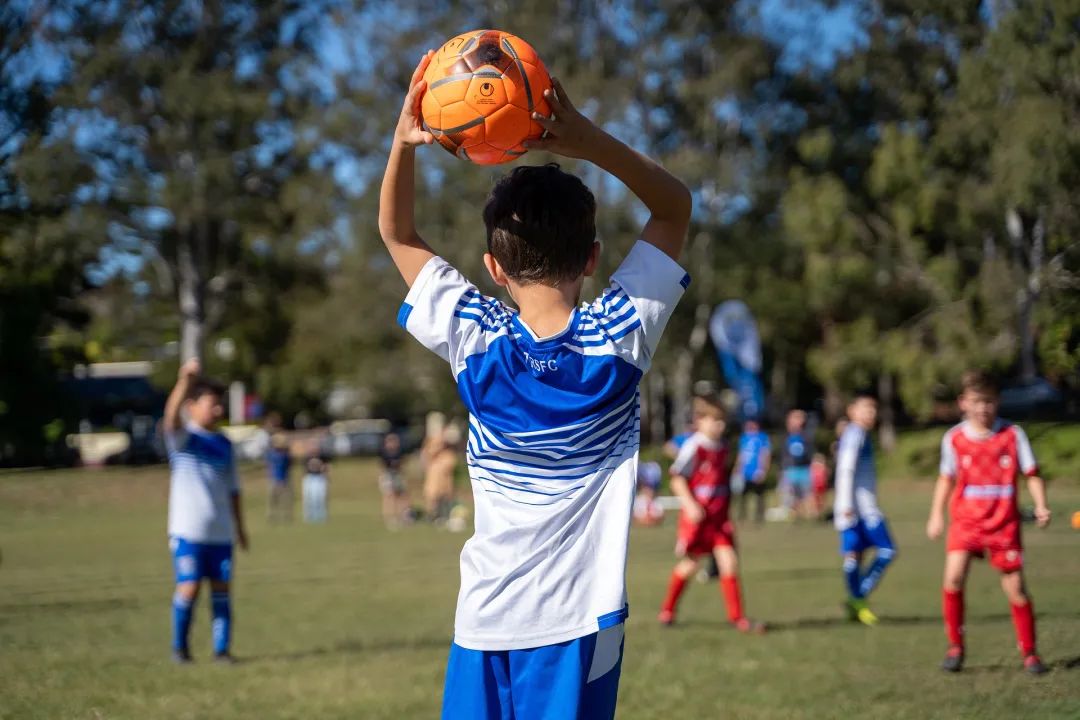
[[939, 432, 957, 479], [670, 434, 701, 478], [1013, 425, 1039, 476], [587, 240, 689, 371], [164, 427, 188, 457], [397, 256, 496, 371]]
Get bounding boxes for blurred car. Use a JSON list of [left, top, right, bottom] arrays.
[[997, 378, 1065, 419]]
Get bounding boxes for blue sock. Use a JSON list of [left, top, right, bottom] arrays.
[[211, 591, 231, 655], [843, 555, 863, 599], [858, 548, 895, 598], [172, 592, 194, 652]]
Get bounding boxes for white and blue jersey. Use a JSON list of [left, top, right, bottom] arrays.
[[166, 423, 239, 545], [834, 423, 893, 556], [399, 240, 687, 652]]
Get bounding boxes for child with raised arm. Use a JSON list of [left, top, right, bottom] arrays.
[[163, 359, 248, 663], [379, 50, 691, 720], [927, 370, 1050, 675]]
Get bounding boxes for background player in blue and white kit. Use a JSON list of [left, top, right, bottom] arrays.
[[164, 359, 249, 663], [380, 54, 690, 720], [834, 392, 895, 626]]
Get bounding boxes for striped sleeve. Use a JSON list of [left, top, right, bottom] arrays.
[[587, 241, 689, 371], [398, 257, 505, 372]]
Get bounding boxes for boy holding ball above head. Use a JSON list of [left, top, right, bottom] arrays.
[[380, 49, 690, 720], [927, 370, 1051, 675], [163, 359, 248, 664]]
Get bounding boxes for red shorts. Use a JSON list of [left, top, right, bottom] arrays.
[[676, 513, 735, 557], [947, 523, 1023, 573]]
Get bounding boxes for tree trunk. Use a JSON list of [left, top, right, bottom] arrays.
[[1018, 214, 1044, 381], [770, 351, 787, 422], [671, 302, 711, 432], [877, 372, 896, 453], [647, 371, 666, 445], [177, 235, 205, 363], [1008, 208, 1042, 382]]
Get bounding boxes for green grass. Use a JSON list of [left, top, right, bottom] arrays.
[[1, 454, 1079, 719]]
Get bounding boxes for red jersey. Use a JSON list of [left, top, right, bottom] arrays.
[[671, 432, 730, 518], [940, 420, 1038, 537]]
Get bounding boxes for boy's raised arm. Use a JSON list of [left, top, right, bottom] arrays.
[[164, 359, 200, 433], [378, 51, 438, 288], [526, 78, 692, 262]]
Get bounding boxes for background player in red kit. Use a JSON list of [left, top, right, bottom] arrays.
[[926, 370, 1051, 675], [658, 395, 764, 633]]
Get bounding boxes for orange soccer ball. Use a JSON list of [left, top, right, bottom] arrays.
[[421, 29, 552, 165]]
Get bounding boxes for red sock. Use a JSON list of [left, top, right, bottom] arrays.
[[1010, 600, 1036, 656], [720, 575, 744, 623], [943, 589, 964, 648], [661, 572, 688, 614]]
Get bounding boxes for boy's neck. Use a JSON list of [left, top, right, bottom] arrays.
[[965, 418, 995, 435], [511, 281, 582, 338]]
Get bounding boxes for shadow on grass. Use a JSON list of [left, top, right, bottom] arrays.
[[252, 635, 449, 663], [1053, 655, 1080, 671]]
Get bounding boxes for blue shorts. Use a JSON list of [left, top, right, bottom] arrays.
[[839, 519, 895, 555], [171, 537, 233, 583], [441, 624, 624, 720], [783, 467, 811, 488]]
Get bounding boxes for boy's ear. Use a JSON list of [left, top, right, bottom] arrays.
[[483, 253, 510, 288], [583, 241, 601, 278]]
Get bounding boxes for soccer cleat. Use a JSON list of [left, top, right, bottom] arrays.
[[657, 610, 675, 626], [1023, 654, 1048, 675], [732, 617, 767, 635], [171, 648, 193, 665], [213, 652, 237, 665], [846, 598, 879, 626], [940, 645, 964, 673]]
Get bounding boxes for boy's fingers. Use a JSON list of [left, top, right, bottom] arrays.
[[543, 87, 564, 116], [550, 77, 574, 111], [405, 79, 427, 110], [409, 50, 434, 87], [531, 111, 556, 133]]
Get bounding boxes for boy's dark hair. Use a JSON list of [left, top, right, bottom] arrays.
[[961, 369, 999, 396], [692, 393, 726, 420], [483, 163, 596, 285], [851, 389, 878, 404], [189, 377, 226, 401]]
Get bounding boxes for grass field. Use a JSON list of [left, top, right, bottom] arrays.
[[1, 456, 1078, 719]]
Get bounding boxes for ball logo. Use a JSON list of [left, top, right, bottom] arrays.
[[1000, 455, 1012, 469], [961, 455, 972, 469], [480, 82, 495, 97]]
